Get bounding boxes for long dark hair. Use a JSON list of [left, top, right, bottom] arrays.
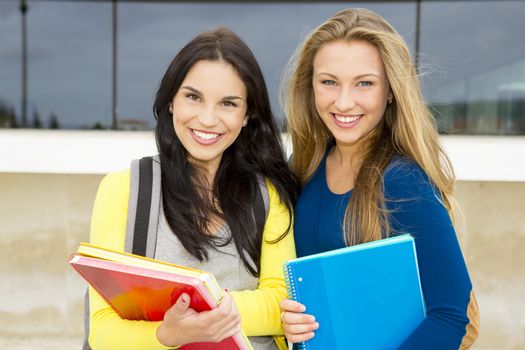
[[153, 28, 300, 277]]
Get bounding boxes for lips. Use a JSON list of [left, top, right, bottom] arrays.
[[331, 113, 363, 128], [190, 128, 223, 145]]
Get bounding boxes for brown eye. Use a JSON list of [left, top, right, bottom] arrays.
[[186, 94, 200, 102], [222, 100, 237, 107]]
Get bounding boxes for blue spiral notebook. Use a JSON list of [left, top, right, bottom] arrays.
[[284, 234, 426, 350]]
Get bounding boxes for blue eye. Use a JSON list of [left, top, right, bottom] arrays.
[[321, 80, 337, 86], [357, 81, 372, 87]]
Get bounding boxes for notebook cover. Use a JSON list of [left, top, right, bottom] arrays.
[[284, 234, 426, 350], [70, 254, 252, 350], [77, 242, 223, 302]]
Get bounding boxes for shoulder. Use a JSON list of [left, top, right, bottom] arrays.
[[384, 155, 427, 182], [99, 169, 130, 188], [383, 156, 438, 201], [262, 178, 293, 239], [94, 170, 131, 206], [90, 170, 131, 250]]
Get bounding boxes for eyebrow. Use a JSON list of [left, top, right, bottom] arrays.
[[316, 72, 381, 80], [181, 85, 244, 100], [181, 85, 202, 95], [222, 95, 244, 101]]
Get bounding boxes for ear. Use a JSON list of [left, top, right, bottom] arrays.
[[168, 103, 173, 114], [242, 116, 249, 127]]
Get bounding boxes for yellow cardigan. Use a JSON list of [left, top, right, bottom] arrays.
[[88, 170, 294, 349]]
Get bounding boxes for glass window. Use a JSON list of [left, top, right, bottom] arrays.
[[1, 1, 417, 130], [0, 0, 112, 129], [117, 2, 416, 130], [420, 1, 525, 135], [0, 1, 22, 128]]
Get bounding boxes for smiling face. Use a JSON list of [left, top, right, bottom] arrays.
[[312, 39, 392, 147], [171, 59, 248, 174]]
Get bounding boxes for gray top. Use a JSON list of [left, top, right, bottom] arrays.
[[155, 204, 277, 350]]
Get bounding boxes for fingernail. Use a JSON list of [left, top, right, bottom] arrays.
[[313, 322, 319, 330], [309, 316, 316, 323], [299, 305, 306, 312], [180, 294, 189, 304]]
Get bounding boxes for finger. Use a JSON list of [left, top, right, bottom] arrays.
[[166, 293, 191, 320], [207, 292, 238, 323], [199, 306, 241, 341], [286, 331, 315, 344], [196, 293, 240, 336], [281, 311, 316, 325], [226, 292, 240, 314], [283, 321, 319, 335], [215, 321, 242, 343], [280, 298, 306, 312], [211, 297, 241, 332], [210, 300, 242, 343]]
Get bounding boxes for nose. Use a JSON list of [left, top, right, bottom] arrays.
[[334, 87, 356, 112], [197, 106, 219, 128]]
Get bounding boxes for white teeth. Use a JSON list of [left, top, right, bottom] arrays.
[[334, 114, 362, 123], [192, 130, 220, 140]]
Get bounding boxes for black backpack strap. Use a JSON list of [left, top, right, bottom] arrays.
[[125, 155, 161, 258], [132, 156, 153, 256]]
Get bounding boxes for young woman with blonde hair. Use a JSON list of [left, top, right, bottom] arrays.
[[280, 8, 479, 349]]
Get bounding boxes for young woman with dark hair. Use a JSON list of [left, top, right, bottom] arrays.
[[87, 27, 300, 350]]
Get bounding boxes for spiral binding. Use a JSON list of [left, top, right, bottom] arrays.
[[70, 258, 125, 319], [283, 263, 296, 301], [283, 263, 307, 350]]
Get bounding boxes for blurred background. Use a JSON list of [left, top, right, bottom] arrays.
[[0, 0, 524, 349]]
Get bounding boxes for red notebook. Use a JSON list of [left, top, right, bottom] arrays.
[[69, 243, 253, 350]]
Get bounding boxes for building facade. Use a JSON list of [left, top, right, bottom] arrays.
[[1, 1, 525, 349]]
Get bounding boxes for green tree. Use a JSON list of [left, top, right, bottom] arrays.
[[49, 112, 60, 129], [32, 109, 42, 129], [9, 106, 18, 128], [92, 121, 105, 130], [0, 100, 18, 128]]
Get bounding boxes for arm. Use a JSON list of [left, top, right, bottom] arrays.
[[384, 161, 477, 349], [230, 180, 297, 336], [88, 171, 170, 349], [88, 172, 241, 349]]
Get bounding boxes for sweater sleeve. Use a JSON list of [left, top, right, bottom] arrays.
[[231, 180, 297, 337], [88, 171, 170, 350], [383, 161, 475, 349]]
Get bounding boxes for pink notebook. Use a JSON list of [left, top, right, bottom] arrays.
[[70, 246, 252, 350]]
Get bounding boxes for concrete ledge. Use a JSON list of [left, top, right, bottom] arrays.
[[0, 130, 157, 175], [1, 129, 524, 181]]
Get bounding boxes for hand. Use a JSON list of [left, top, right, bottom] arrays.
[[156, 292, 241, 347], [280, 299, 319, 343]]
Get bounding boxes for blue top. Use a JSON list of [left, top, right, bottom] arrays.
[[294, 150, 473, 349]]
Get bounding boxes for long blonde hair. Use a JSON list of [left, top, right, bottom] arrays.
[[283, 8, 457, 245]]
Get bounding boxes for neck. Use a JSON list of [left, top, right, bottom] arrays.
[[331, 140, 367, 172], [331, 126, 379, 172], [188, 157, 221, 190]]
